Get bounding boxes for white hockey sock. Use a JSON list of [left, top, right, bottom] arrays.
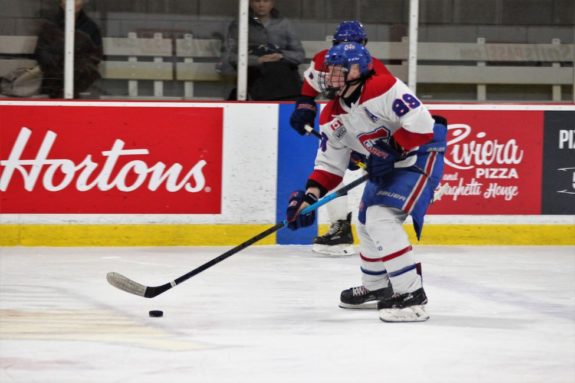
[[326, 182, 350, 223], [358, 223, 391, 291]]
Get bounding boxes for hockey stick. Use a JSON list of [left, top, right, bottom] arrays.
[[304, 124, 322, 139], [106, 173, 369, 298]]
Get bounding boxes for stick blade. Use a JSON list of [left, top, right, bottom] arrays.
[[106, 272, 147, 297]]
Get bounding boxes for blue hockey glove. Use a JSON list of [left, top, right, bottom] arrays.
[[286, 190, 318, 230], [290, 96, 317, 135], [348, 151, 367, 171], [366, 140, 404, 185]]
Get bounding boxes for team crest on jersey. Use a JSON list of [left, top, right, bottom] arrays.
[[329, 119, 347, 140], [358, 127, 391, 156], [363, 107, 379, 122]]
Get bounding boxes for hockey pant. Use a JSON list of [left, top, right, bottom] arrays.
[[358, 205, 421, 294], [359, 150, 444, 239]]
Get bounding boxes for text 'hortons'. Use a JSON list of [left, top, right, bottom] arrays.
[[0, 127, 207, 192]]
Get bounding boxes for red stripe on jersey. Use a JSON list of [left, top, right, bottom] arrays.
[[360, 246, 413, 262], [359, 74, 398, 104], [308, 169, 343, 191], [372, 58, 393, 77], [393, 128, 434, 151], [319, 100, 347, 125], [313, 49, 329, 67], [301, 81, 319, 98], [403, 152, 438, 213]]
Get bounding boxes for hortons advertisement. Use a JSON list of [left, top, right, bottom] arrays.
[[0, 105, 224, 214]]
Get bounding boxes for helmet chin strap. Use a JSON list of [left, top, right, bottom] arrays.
[[340, 75, 364, 98], [341, 69, 375, 98], [340, 83, 353, 97], [323, 87, 339, 100], [336, 71, 356, 98]]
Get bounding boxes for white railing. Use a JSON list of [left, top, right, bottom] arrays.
[[1, 35, 573, 101]]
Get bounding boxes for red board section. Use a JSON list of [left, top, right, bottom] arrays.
[[429, 110, 544, 214], [0, 105, 223, 213]]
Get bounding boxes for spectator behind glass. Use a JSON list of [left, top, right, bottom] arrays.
[[34, 0, 103, 98], [220, 0, 305, 101]]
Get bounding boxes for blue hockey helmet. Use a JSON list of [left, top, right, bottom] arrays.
[[333, 20, 368, 45], [319, 42, 373, 98], [325, 42, 373, 76]]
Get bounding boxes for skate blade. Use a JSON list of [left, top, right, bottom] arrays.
[[312, 244, 355, 256], [378, 306, 430, 322], [339, 301, 378, 310]]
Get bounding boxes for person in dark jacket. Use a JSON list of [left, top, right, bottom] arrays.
[[34, 0, 103, 98], [221, 0, 305, 100]]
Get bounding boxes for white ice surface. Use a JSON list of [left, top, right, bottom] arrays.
[[0, 245, 574, 383]]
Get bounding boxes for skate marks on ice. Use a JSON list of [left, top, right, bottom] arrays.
[[0, 284, 206, 351], [0, 245, 573, 383], [420, 245, 575, 327]]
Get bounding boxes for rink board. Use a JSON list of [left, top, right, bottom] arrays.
[[0, 223, 573, 246], [0, 101, 574, 245]]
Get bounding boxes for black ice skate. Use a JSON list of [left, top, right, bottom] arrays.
[[312, 213, 355, 256], [339, 285, 394, 309], [377, 287, 429, 322]]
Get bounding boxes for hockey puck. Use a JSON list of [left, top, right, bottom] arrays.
[[149, 310, 163, 318]]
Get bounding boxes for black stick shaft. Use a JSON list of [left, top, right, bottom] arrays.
[[173, 222, 285, 285], [171, 174, 368, 287], [136, 173, 369, 298]]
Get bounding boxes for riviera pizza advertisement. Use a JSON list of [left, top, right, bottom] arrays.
[[428, 109, 544, 214], [0, 105, 224, 213]]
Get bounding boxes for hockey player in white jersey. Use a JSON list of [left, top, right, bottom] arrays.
[[290, 21, 395, 256], [285, 42, 447, 322]]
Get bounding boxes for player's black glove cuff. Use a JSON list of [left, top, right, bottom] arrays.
[[305, 179, 328, 198]]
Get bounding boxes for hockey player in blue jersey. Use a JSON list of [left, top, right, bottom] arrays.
[[285, 42, 447, 322]]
